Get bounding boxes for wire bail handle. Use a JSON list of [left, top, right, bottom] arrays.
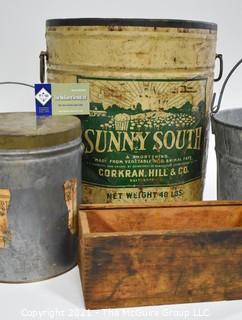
[[211, 58, 242, 113]]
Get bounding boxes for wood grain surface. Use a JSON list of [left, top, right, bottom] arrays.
[[79, 201, 242, 309]]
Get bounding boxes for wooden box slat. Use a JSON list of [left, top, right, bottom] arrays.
[[79, 201, 242, 309]]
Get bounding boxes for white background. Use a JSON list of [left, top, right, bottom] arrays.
[[1, 0, 242, 319]]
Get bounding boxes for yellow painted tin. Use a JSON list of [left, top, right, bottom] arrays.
[[45, 18, 218, 203]]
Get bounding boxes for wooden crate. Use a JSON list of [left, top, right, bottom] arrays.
[[79, 201, 242, 309]]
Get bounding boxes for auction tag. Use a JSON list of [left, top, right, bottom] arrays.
[[35, 83, 90, 116]]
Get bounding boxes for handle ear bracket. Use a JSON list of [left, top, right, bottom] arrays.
[[39, 51, 48, 83], [214, 54, 223, 82]]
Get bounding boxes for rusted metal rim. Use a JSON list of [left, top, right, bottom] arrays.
[[46, 18, 217, 30], [212, 108, 242, 130]]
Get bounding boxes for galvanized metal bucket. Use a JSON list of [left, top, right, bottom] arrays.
[[42, 18, 222, 204], [0, 113, 82, 282], [211, 59, 242, 200]]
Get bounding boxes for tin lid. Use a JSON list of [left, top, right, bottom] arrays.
[[0, 113, 81, 149], [46, 18, 217, 30]]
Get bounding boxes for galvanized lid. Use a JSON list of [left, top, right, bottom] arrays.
[[46, 18, 217, 30], [0, 112, 81, 149]]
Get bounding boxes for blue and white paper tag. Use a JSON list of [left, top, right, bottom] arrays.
[[35, 83, 90, 116]]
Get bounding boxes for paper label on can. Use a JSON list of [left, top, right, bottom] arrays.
[[77, 76, 207, 203], [0, 189, 11, 248], [64, 178, 78, 234]]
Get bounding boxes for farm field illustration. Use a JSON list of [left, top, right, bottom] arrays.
[[79, 77, 207, 188], [82, 78, 207, 132]]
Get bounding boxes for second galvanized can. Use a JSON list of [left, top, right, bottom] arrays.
[[45, 18, 219, 203], [212, 109, 242, 199], [212, 58, 242, 200], [0, 113, 82, 282]]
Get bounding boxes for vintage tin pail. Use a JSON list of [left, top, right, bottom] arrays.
[[212, 59, 242, 200], [43, 18, 221, 204], [0, 113, 82, 282]]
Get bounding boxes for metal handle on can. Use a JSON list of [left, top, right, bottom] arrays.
[[211, 58, 242, 113], [39, 51, 48, 83], [214, 54, 223, 82]]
